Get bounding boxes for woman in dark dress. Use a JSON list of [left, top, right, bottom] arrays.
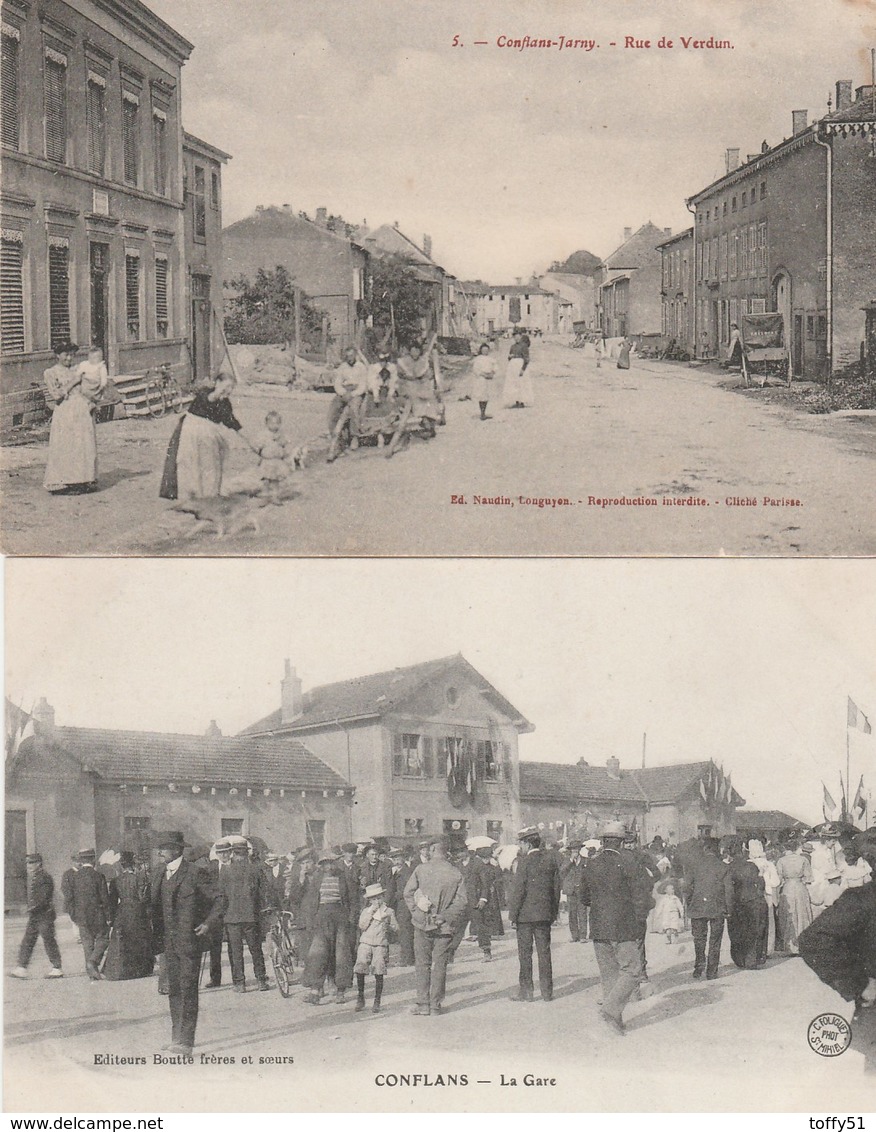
[[160, 372, 252, 500], [103, 853, 154, 980]]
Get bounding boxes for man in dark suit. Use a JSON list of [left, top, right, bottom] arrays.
[[450, 838, 494, 962], [579, 821, 654, 1035], [219, 841, 270, 992], [561, 841, 586, 942], [68, 849, 111, 980], [10, 854, 63, 979], [359, 844, 392, 894], [205, 839, 232, 988], [339, 842, 362, 954], [685, 836, 734, 980], [507, 826, 561, 1002], [389, 847, 417, 966], [152, 831, 224, 1056]]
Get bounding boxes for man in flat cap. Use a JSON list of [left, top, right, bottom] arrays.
[[219, 840, 270, 992], [68, 849, 111, 980], [340, 842, 362, 954], [579, 821, 654, 1034], [9, 854, 63, 980], [302, 851, 355, 1004], [403, 837, 467, 1015], [508, 827, 561, 1002], [151, 832, 225, 1056]]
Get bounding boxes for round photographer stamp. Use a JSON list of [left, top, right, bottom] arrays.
[[807, 1013, 852, 1057]]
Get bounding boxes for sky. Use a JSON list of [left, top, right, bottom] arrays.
[[143, 0, 876, 280], [5, 558, 875, 827]]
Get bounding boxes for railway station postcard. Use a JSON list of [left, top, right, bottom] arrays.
[[4, 555, 876, 1111], [0, 0, 874, 557]]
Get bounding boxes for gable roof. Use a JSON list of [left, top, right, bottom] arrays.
[[520, 758, 745, 807], [32, 727, 351, 791], [603, 222, 669, 270], [734, 809, 807, 830], [223, 207, 364, 251], [356, 224, 440, 269], [240, 654, 533, 736]]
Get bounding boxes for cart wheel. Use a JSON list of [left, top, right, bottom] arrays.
[[166, 379, 184, 413], [144, 380, 166, 419]]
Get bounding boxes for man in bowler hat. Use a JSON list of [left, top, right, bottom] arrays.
[[508, 827, 561, 1002], [151, 832, 224, 1055]]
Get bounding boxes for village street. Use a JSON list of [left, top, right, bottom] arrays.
[[2, 338, 874, 556], [3, 911, 870, 1113]]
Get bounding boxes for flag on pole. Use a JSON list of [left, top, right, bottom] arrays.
[[822, 783, 838, 822], [848, 697, 872, 734], [853, 776, 866, 821]]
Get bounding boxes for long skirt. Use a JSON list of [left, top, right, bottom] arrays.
[[103, 904, 154, 980], [502, 358, 534, 406], [44, 392, 98, 490], [777, 879, 812, 953], [175, 413, 230, 499]]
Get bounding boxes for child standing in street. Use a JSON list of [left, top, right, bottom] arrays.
[[254, 410, 292, 505], [470, 342, 497, 421], [354, 883, 398, 1014], [653, 880, 685, 944]]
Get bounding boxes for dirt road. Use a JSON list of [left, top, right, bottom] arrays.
[[2, 340, 873, 555]]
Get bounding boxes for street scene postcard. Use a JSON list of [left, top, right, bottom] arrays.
[[3, 556, 876, 1112], [0, 0, 873, 557]]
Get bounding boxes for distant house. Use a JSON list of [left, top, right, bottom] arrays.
[[734, 810, 808, 842], [538, 272, 598, 330], [355, 224, 456, 336], [4, 697, 353, 910], [599, 223, 674, 338], [519, 756, 745, 843], [222, 205, 368, 352], [657, 227, 695, 354], [470, 283, 562, 336], [240, 654, 532, 845]]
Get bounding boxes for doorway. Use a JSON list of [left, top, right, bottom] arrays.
[[5, 809, 27, 908], [772, 271, 792, 374], [191, 274, 211, 381], [90, 242, 109, 356]]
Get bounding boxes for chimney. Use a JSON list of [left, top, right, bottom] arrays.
[[761, 140, 770, 153], [282, 203, 291, 211], [835, 80, 853, 110], [32, 696, 55, 734], [255, 204, 264, 212], [791, 110, 808, 135], [606, 756, 621, 780], [423, 234, 432, 258], [855, 84, 876, 103], [623, 227, 632, 241], [663, 227, 672, 237], [725, 147, 740, 173], [515, 276, 522, 286], [281, 659, 303, 724], [315, 207, 327, 227], [576, 756, 590, 768], [205, 720, 222, 738]]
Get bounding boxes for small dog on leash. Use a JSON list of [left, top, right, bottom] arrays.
[[173, 493, 260, 539]]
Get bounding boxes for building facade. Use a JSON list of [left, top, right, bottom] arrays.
[[687, 80, 876, 378], [469, 283, 562, 336], [538, 271, 597, 330], [0, 0, 228, 425], [4, 697, 354, 907], [240, 655, 532, 844], [519, 757, 744, 844], [657, 227, 694, 353], [599, 223, 672, 339]]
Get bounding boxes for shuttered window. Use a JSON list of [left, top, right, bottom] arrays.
[[1, 29, 20, 150], [152, 112, 166, 195], [155, 257, 168, 337], [193, 165, 206, 239], [86, 77, 106, 175], [44, 52, 68, 163], [48, 242, 71, 349], [1, 236, 25, 354], [211, 170, 220, 210], [125, 254, 140, 339], [122, 97, 139, 185]]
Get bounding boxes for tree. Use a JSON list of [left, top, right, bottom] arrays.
[[548, 249, 602, 276], [363, 254, 436, 347], [224, 266, 324, 348]]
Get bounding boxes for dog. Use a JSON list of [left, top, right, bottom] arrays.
[[173, 493, 261, 539]]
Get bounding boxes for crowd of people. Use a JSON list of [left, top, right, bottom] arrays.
[[9, 819, 876, 1064]]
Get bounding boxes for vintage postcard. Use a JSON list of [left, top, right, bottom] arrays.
[[4, 556, 876, 1111], [0, 0, 874, 556]]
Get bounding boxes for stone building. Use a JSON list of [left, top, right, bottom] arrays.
[[183, 132, 230, 382], [519, 756, 744, 844], [657, 227, 695, 354], [599, 223, 672, 339], [468, 283, 564, 336], [4, 698, 354, 908], [687, 79, 876, 378], [240, 654, 532, 845], [0, 0, 228, 425]]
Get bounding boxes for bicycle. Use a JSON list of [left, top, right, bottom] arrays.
[[268, 909, 299, 997], [143, 363, 184, 419]]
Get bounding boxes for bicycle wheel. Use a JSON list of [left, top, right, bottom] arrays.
[[143, 379, 166, 419], [166, 379, 184, 414], [275, 958, 291, 998]]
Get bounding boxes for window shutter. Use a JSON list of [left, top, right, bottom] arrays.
[[501, 742, 513, 783], [193, 166, 206, 239], [1, 236, 25, 354], [44, 55, 67, 163], [475, 740, 487, 781], [155, 258, 168, 337], [391, 732, 403, 777], [123, 99, 139, 184], [125, 255, 140, 339], [48, 243, 70, 349], [1, 31, 20, 150], [153, 113, 166, 195], [86, 80, 105, 175], [422, 736, 434, 778]]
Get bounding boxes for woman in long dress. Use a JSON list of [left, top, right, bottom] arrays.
[[103, 853, 153, 980], [470, 342, 497, 421], [502, 330, 533, 408], [43, 341, 99, 494], [774, 838, 812, 954], [160, 372, 250, 500]]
